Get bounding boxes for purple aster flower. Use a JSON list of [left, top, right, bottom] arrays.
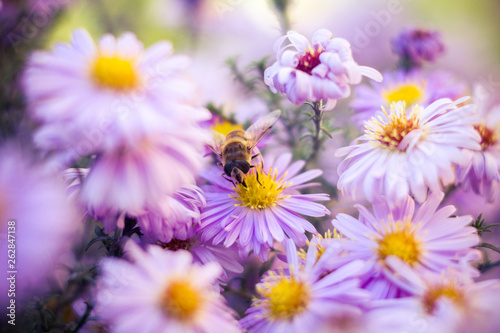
[[137, 186, 244, 280], [79, 126, 209, 217], [391, 28, 445, 68], [199, 153, 330, 261], [264, 28, 382, 109], [365, 257, 500, 333], [240, 239, 370, 332], [0, 145, 81, 304], [331, 192, 481, 300], [336, 97, 481, 204], [22, 28, 210, 162], [455, 85, 500, 202], [350, 69, 466, 126], [95, 241, 240, 333]]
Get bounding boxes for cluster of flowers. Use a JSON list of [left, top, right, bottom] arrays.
[[2, 23, 500, 333]]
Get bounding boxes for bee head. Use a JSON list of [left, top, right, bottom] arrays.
[[224, 160, 251, 185]]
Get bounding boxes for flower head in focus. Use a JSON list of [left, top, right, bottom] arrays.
[[240, 239, 369, 332], [337, 97, 480, 204], [0, 145, 81, 304], [455, 85, 500, 202], [199, 153, 330, 261], [264, 28, 382, 110], [350, 69, 466, 126], [96, 241, 240, 333], [331, 192, 481, 300], [391, 28, 445, 68]]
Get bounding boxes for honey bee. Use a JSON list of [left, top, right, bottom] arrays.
[[207, 110, 281, 187]]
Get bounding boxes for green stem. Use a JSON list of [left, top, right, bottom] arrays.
[[307, 100, 324, 162]]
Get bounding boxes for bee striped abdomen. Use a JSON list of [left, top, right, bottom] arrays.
[[221, 130, 251, 164]]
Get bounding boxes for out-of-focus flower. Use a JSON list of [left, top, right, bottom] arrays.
[[350, 69, 466, 126], [365, 257, 500, 333], [456, 85, 500, 202], [199, 153, 330, 261], [23, 28, 210, 160], [336, 98, 480, 204], [0, 145, 81, 304], [96, 241, 240, 333], [391, 28, 445, 68], [241, 239, 370, 332], [264, 28, 382, 109], [80, 129, 208, 217], [331, 192, 481, 300], [137, 185, 205, 242], [136, 186, 244, 280]]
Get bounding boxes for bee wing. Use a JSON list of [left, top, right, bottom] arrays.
[[245, 110, 281, 150], [206, 130, 226, 156]]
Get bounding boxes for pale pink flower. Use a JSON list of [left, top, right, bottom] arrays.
[[96, 241, 240, 333], [337, 97, 480, 204], [265, 28, 382, 109]]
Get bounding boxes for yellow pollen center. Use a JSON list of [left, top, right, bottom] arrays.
[[161, 280, 201, 321], [366, 103, 422, 150], [212, 120, 243, 136], [376, 221, 421, 265], [383, 84, 424, 105], [474, 123, 498, 150], [262, 277, 310, 320], [92, 56, 138, 90], [231, 167, 290, 210], [422, 284, 464, 314]]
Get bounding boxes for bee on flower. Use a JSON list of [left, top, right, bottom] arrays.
[[199, 153, 330, 261]]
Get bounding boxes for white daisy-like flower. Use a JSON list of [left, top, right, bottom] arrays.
[[23, 28, 209, 158], [455, 85, 500, 202], [96, 241, 240, 333], [336, 97, 481, 204], [365, 257, 500, 333]]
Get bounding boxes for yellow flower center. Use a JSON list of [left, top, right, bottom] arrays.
[[366, 103, 422, 150], [376, 220, 421, 265], [383, 83, 424, 105], [299, 229, 342, 263], [474, 123, 498, 150], [422, 284, 464, 314], [212, 120, 243, 136], [259, 275, 311, 320], [92, 55, 138, 91], [231, 167, 290, 210], [160, 280, 202, 321]]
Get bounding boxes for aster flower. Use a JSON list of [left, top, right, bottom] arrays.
[[365, 257, 500, 333], [331, 192, 481, 300], [350, 69, 466, 126], [391, 28, 445, 68], [336, 97, 481, 204], [23, 28, 210, 159], [96, 241, 240, 333], [0, 145, 81, 304], [199, 153, 330, 261], [137, 186, 244, 280], [455, 85, 500, 202], [264, 28, 382, 109], [80, 132, 208, 217], [240, 239, 370, 332]]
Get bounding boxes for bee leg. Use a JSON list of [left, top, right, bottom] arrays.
[[217, 162, 223, 167], [250, 165, 263, 186], [221, 173, 237, 187]]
